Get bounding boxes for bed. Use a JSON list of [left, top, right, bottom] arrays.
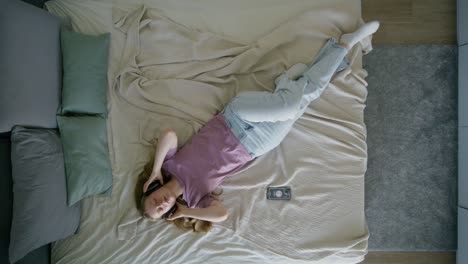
[[40, 0, 371, 263]]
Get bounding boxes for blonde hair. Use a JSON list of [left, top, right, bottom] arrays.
[[135, 158, 217, 232]]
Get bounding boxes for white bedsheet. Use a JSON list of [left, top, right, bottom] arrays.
[[46, 1, 369, 263]]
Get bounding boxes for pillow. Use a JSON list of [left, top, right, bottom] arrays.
[[60, 30, 110, 115], [0, 0, 62, 132], [56, 115, 113, 206], [9, 126, 80, 263]]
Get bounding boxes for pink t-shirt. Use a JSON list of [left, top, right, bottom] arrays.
[[161, 113, 254, 208]]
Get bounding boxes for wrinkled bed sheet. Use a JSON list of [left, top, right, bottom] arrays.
[[46, 0, 369, 263]]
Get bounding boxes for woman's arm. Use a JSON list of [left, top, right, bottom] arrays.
[[143, 129, 178, 191], [169, 200, 228, 223], [152, 128, 178, 175]]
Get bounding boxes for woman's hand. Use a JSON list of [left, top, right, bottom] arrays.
[[143, 170, 164, 193], [166, 202, 186, 221]]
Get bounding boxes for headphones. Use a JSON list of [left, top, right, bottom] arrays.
[[144, 181, 178, 219]]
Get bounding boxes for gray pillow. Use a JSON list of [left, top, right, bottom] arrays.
[[56, 115, 113, 206], [9, 126, 80, 263], [0, 0, 62, 133]]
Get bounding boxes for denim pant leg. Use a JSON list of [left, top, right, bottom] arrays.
[[229, 38, 348, 124], [293, 38, 348, 120], [229, 78, 308, 123]]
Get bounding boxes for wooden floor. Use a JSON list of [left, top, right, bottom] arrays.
[[362, 0, 457, 44], [362, 252, 456, 264], [360, 1, 457, 263]]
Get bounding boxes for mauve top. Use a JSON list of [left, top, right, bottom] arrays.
[[161, 113, 254, 208]]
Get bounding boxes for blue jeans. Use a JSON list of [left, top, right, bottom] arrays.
[[221, 38, 348, 158]]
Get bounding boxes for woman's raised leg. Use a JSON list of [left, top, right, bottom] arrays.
[[229, 21, 380, 123], [230, 39, 347, 123]]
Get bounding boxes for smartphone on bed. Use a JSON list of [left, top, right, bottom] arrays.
[[266, 186, 291, 200], [145, 181, 178, 219]]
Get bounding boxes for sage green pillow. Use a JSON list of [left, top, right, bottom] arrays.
[[57, 115, 112, 206], [60, 30, 110, 115]]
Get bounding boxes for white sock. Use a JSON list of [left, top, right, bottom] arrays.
[[340, 21, 380, 49]]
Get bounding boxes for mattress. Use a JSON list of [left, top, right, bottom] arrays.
[[46, 0, 370, 263]]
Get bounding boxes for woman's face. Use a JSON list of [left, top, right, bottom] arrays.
[[144, 186, 177, 219]]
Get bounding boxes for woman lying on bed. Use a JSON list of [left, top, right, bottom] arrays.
[[135, 21, 380, 232]]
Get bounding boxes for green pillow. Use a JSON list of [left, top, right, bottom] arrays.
[[57, 115, 112, 206], [60, 30, 110, 115]]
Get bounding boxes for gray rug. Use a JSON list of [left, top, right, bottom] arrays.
[[363, 45, 458, 251]]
